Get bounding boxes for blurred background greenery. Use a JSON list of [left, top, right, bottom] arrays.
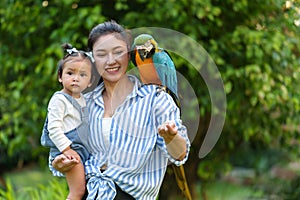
[[1, 0, 300, 199]]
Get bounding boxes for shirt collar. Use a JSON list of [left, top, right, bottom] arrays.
[[128, 75, 146, 98]]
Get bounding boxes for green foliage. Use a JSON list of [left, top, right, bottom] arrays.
[[1, 0, 300, 198], [196, 0, 300, 181], [198, 180, 265, 200], [281, 176, 300, 200], [0, 177, 68, 200], [21, 178, 68, 200], [0, 179, 16, 200]]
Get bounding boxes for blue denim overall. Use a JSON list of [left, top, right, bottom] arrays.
[[40, 92, 90, 163]]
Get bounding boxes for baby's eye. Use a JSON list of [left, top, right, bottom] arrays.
[[67, 71, 73, 75], [80, 73, 87, 77]]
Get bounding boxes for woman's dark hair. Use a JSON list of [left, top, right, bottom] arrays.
[[87, 20, 132, 51]]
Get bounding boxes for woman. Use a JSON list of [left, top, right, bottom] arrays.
[[52, 20, 190, 200]]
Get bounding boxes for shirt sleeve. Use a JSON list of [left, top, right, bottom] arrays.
[[154, 91, 191, 166], [47, 95, 72, 152]]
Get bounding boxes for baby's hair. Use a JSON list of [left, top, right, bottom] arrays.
[[62, 43, 73, 53], [57, 43, 95, 82], [57, 43, 72, 78]]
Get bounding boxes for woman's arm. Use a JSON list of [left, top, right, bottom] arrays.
[[52, 154, 79, 173]]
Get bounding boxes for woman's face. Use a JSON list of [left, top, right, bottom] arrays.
[[92, 33, 129, 84]]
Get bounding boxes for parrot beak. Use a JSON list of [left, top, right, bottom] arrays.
[[137, 49, 147, 61], [136, 42, 155, 61]]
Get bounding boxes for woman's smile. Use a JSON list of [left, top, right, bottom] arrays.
[[106, 66, 120, 73]]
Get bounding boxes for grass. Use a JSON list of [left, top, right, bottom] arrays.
[[1, 166, 68, 200], [4, 167, 53, 190], [1, 166, 269, 200]]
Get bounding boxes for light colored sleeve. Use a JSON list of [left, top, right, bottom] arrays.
[[47, 95, 72, 152], [155, 92, 191, 166]]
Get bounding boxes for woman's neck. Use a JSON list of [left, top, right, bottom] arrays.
[[103, 75, 132, 98], [102, 75, 134, 117]]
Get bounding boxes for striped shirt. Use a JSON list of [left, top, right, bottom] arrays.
[[49, 75, 190, 199], [84, 75, 190, 199]]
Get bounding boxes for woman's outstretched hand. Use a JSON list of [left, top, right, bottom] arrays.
[[158, 121, 187, 160], [158, 121, 178, 144], [52, 154, 79, 173]]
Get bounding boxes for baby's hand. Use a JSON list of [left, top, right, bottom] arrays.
[[158, 121, 178, 144]]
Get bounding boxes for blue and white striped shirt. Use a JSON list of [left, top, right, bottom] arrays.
[[49, 75, 190, 199]]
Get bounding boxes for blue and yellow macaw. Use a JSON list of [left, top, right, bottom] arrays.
[[131, 34, 192, 200], [131, 34, 178, 97]]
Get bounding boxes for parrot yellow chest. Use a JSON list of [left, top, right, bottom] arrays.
[[135, 52, 162, 85]]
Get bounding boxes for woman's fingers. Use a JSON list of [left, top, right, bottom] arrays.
[[52, 154, 79, 172]]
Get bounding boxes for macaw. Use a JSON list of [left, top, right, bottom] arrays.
[[131, 33, 178, 97], [131, 34, 192, 200]]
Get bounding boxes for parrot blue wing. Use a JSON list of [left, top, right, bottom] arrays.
[[153, 49, 178, 97]]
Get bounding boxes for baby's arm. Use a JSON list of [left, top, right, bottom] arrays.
[[47, 95, 72, 151]]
